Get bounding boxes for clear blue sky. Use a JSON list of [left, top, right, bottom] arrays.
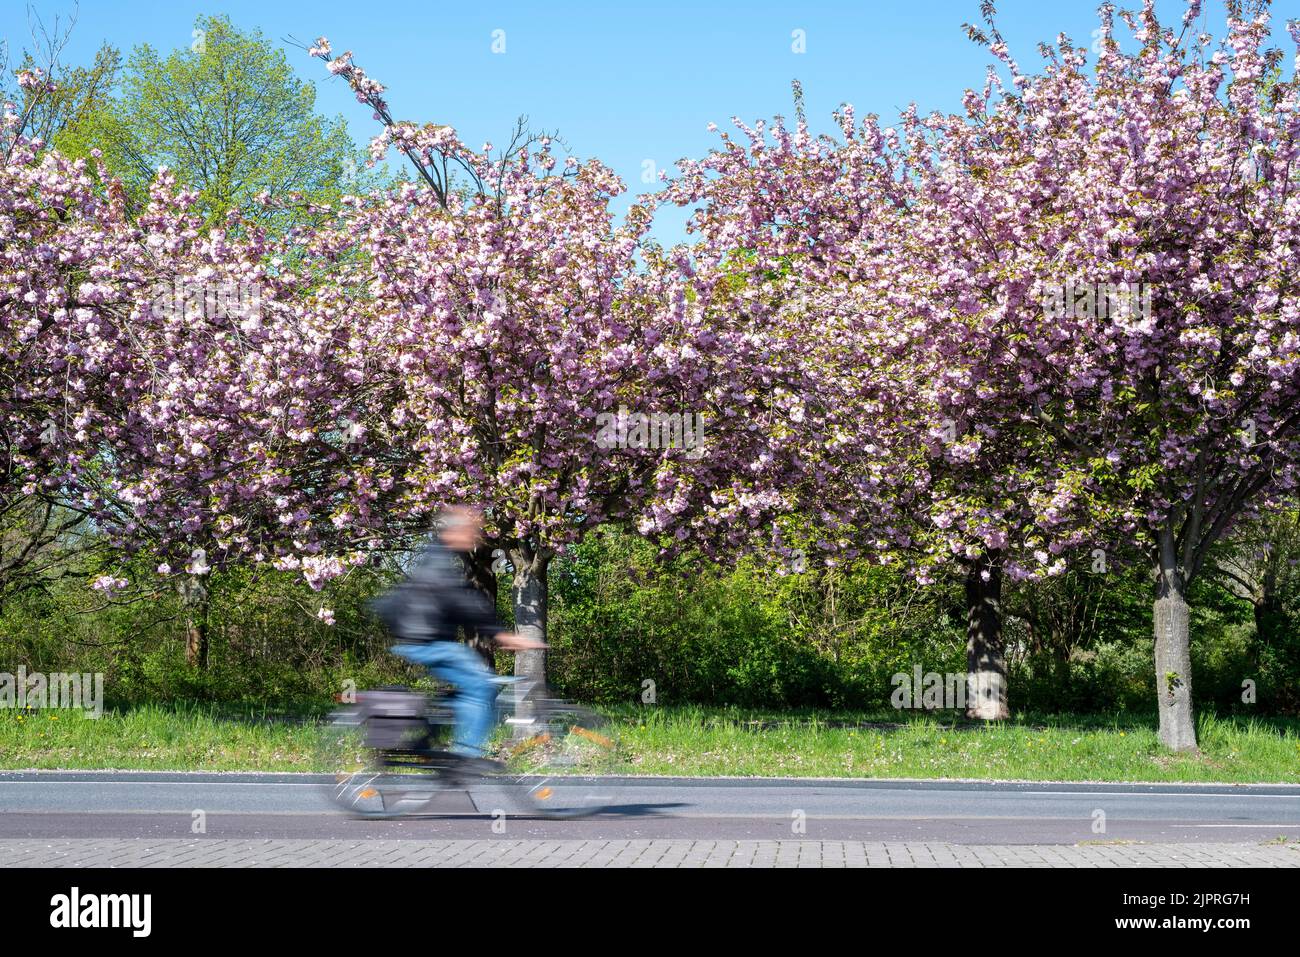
[[3, 1, 1296, 240]]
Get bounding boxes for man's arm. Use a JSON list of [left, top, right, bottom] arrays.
[[449, 587, 547, 650]]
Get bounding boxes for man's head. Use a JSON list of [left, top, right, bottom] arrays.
[[437, 506, 484, 552]]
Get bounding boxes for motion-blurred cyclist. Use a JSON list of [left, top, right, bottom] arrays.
[[377, 506, 544, 772]]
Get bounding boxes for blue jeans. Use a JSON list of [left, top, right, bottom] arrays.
[[391, 641, 496, 757]]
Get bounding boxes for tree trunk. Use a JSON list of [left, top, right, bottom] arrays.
[[510, 549, 549, 736], [965, 553, 1009, 720], [180, 576, 210, 670], [1159, 540, 1196, 748], [1154, 532, 1197, 751]]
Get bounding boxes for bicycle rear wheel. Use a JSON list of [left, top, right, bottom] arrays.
[[315, 706, 453, 818]]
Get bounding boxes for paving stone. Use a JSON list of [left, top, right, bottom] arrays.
[[2, 839, 1297, 868]]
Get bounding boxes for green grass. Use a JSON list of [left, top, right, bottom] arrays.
[[612, 706, 1300, 782], [0, 703, 327, 772], [2, 703, 1299, 782]]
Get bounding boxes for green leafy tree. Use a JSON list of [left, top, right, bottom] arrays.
[[69, 14, 361, 229], [8, 42, 122, 149]]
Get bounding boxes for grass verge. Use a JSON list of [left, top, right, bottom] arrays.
[[2, 703, 1298, 781]]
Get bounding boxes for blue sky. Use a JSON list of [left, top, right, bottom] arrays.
[[3, 1, 1297, 241]]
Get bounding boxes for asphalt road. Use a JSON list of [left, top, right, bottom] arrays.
[[2, 771, 1298, 844]]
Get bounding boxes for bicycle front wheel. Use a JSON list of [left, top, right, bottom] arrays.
[[503, 701, 622, 818]]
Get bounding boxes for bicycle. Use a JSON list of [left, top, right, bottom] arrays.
[[316, 675, 622, 819]]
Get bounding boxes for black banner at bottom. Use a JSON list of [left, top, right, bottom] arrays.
[[0, 864, 1286, 944]]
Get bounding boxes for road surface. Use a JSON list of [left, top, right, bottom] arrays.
[[2, 772, 1298, 866]]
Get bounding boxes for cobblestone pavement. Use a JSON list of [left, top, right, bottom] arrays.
[[2, 839, 1297, 867]]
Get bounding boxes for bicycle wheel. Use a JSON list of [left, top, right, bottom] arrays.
[[315, 706, 451, 818], [502, 700, 622, 818]]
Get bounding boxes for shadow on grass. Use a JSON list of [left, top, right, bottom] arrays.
[[94, 698, 330, 725]]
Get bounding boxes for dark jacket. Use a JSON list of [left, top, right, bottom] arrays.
[[376, 541, 503, 643]]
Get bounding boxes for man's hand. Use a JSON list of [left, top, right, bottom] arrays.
[[494, 631, 548, 650]]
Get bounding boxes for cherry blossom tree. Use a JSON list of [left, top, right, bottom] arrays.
[[977, 0, 1300, 749], [649, 86, 1097, 721], [1, 73, 137, 615], [651, 0, 1300, 747], [298, 40, 710, 684], [3, 72, 379, 664]]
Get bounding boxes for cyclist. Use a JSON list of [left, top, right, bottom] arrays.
[[381, 506, 544, 771]]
